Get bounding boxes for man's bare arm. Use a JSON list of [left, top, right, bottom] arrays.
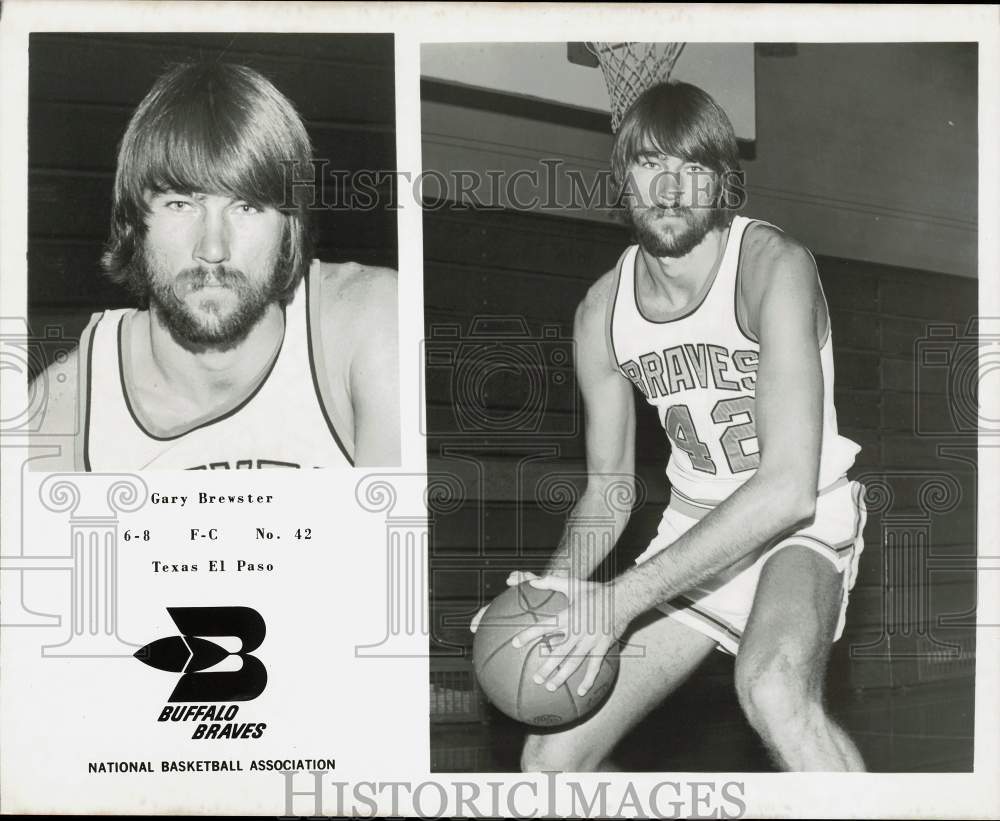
[[346, 267, 401, 467], [545, 270, 637, 580], [611, 232, 825, 622]]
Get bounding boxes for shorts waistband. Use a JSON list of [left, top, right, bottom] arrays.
[[668, 476, 852, 522]]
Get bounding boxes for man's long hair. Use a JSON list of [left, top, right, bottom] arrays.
[[611, 81, 743, 215], [101, 61, 314, 304]]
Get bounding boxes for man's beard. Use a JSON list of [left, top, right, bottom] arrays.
[[134, 249, 288, 352], [625, 203, 724, 259]]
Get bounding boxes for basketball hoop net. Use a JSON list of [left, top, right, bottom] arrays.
[[585, 42, 686, 133]]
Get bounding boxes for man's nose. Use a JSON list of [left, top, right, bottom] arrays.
[[193, 210, 231, 264], [654, 171, 685, 206]]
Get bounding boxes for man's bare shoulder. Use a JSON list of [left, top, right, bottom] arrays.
[[315, 260, 397, 318], [314, 261, 398, 375], [740, 221, 825, 343], [742, 222, 816, 284]]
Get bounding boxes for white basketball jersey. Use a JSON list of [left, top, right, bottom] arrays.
[[609, 215, 859, 506], [79, 261, 354, 470]]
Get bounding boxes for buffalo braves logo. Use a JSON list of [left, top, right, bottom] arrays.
[[135, 606, 266, 702]]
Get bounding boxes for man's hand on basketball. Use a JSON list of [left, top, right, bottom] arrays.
[[469, 571, 540, 634], [511, 575, 628, 697]]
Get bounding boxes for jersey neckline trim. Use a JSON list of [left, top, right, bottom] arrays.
[[117, 304, 288, 443], [631, 217, 741, 325]]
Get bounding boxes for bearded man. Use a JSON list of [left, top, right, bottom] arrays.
[[477, 81, 867, 772], [32, 61, 399, 470]]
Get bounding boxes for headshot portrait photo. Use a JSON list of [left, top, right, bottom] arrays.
[[27, 32, 400, 470]]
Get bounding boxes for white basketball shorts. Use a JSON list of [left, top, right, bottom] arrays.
[[634, 477, 867, 655]]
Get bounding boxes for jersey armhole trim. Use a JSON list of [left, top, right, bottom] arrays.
[[805, 248, 832, 348], [79, 311, 103, 471], [306, 264, 356, 467], [734, 222, 829, 349], [734, 220, 761, 345], [605, 247, 630, 377]]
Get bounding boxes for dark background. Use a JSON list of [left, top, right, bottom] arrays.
[[424, 44, 978, 772], [27, 32, 397, 364]]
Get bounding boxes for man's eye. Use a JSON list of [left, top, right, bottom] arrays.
[[236, 203, 260, 214], [165, 200, 193, 211]]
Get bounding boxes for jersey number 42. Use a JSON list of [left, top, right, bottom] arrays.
[[663, 397, 759, 475]]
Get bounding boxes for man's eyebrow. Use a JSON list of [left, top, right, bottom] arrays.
[[147, 189, 209, 201]]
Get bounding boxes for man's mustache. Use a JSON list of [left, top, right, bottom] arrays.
[[634, 204, 693, 220], [170, 266, 249, 297]]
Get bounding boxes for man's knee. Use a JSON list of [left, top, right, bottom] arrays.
[[521, 733, 602, 773], [734, 648, 821, 733]]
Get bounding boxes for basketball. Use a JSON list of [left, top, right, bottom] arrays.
[[472, 581, 620, 727]]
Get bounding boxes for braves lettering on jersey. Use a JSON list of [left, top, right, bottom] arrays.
[[609, 215, 859, 506], [78, 260, 353, 470]]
